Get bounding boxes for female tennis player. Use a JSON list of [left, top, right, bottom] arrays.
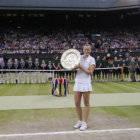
[[73, 44, 96, 131]]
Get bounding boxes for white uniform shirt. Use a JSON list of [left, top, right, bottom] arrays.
[[75, 55, 96, 84]]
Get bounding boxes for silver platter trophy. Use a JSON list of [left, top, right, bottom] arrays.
[[61, 49, 81, 70]]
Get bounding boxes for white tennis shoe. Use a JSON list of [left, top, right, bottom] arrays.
[[73, 120, 82, 129], [80, 121, 87, 131]]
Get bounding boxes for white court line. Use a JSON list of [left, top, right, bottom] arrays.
[[113, 82, 140, 91], [0, 128, 140, 137]]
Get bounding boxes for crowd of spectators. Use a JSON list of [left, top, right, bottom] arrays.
[[90, 28, 140, 53], [0, 27, 140, 54]]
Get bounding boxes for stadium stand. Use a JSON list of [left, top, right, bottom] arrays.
[[0, 1, 140, 83]]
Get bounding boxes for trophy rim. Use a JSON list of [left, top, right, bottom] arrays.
[[61, 49, 81, 70]]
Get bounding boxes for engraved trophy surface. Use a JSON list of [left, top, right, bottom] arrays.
[[61, 49, 81, 70]]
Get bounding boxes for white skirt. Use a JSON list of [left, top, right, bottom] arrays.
[[73, 83, 92, 92]]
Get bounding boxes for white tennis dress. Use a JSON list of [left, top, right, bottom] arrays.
[[73, 55, 96, 92]]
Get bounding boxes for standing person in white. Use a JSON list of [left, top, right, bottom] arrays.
[[73, 45, 96, 131]]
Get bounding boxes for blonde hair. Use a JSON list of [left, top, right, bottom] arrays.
[[42, 60, 46, 64], [83, 44, 91, 49]]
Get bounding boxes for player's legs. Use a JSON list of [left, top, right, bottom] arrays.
[[74, 91, 82, 121], [83, 92, 90, 122]]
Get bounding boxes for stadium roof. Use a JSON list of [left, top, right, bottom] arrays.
[[0, 0, 140, 11]]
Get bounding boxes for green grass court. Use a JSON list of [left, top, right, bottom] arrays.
[[0, 82, 140, 129], [0, 82, 140, 96]]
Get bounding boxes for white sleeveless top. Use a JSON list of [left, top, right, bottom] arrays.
[[75, 55, 96, 84]]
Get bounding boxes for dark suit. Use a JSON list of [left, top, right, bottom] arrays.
[[130, 59, 136, 82]]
